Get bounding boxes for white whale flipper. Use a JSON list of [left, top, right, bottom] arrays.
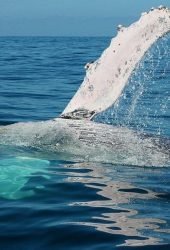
[[61, 8, 170, 119]]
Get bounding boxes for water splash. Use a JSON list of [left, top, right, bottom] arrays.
[[95, 33, 170, 137]]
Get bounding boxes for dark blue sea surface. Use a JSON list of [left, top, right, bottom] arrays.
[[0, 36, 169, 250]]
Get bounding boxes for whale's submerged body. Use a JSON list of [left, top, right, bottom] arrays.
[[0, 119, 169, 167], [0, 7, 170, 167]]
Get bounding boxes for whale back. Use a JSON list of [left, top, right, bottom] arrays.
[[0, 118, 169, 166], [61, 7, 170, 119]]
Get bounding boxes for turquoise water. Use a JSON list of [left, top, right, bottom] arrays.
[[0, 36, 169, 249]]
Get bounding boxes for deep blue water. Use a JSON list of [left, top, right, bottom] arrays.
[[0, 36, 169, 250]]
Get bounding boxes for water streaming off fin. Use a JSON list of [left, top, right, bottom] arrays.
[[95, 33, 170, 137]]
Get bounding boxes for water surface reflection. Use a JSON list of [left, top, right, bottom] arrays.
[[62, 162, 170, 247]]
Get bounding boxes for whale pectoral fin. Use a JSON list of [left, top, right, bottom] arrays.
[[61, 7, 170, 118]]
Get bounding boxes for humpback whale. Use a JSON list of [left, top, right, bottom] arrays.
[[0, 7, 170, 167]]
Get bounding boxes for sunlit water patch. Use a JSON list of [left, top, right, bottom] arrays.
[[0, 156, 50, 199]]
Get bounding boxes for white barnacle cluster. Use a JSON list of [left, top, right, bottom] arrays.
[[117, 24, 124, 32], [150, 6, 169, 14], [84, 62, 94, 70], [142, 6, 168, 16], [158, 5, 166, 10], [141, 12, 147, 16]]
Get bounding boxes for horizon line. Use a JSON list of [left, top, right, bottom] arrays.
[[0, 35, 113, 38]]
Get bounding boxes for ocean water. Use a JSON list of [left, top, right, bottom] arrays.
[[0, 36, 169, 250]]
